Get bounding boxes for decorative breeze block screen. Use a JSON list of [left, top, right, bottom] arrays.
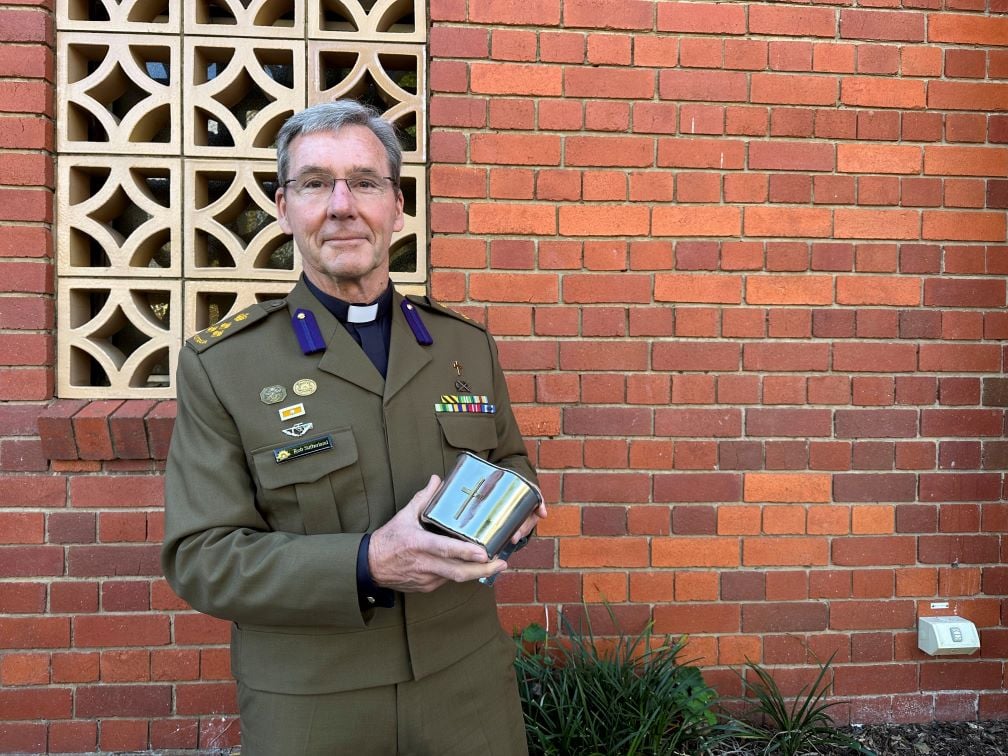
[[56, 0, 427, 398]]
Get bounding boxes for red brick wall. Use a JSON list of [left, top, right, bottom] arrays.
[[2, 1, 1007, 752]]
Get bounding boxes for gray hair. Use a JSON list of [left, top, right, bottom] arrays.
[[276, 100, 402, 185]]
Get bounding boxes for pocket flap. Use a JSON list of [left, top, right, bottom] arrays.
[[436, 414, 498, 452], [251, 429, 359, 490]]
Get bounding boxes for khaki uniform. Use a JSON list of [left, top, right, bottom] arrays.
[[161, 280, 534, 753]]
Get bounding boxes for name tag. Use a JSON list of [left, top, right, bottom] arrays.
[[274, 435, 333, 463]]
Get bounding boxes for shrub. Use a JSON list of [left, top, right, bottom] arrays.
[[728, 653, 876, 756], [514, 610, 723, 756]]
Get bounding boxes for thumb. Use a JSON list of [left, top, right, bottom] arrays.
[[406, 474, 443, 514]]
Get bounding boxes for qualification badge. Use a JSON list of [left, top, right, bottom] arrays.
[[278, 403, 306, 421], [292, 378, 317, 397], [260, 385, 286, 404]]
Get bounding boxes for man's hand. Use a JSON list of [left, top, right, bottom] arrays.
[[368, 475, 507, 593], [511, 500, 548, 544]]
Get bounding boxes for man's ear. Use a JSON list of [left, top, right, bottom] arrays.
[[394, 188, 405, 233], [276, 187, 292, 235]]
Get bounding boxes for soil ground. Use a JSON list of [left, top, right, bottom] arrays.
[[710, 719, 1007, 755]]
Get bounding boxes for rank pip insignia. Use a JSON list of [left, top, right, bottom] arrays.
[[282, 421, 314, 438], [452, 360, 471, 393], [278, 403, 306, 421], [260, 385, 287, 405]]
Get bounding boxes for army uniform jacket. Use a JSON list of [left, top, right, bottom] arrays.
[[161, 280, 536, 695]]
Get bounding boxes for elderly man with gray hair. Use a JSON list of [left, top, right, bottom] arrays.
[[161, 100, 546, 755]]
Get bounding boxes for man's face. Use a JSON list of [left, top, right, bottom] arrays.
[[276, 125, 404, 300]]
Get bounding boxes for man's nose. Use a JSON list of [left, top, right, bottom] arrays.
[[326, 179, 356, 214]]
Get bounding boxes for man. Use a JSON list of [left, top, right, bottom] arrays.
[[161, 100, 546, 755]]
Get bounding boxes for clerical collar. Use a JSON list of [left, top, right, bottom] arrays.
[[303, 276, 393, 324]]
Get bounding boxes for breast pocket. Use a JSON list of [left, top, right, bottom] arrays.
[[251, 428, 369, 534], [435, 414, 499, 475]]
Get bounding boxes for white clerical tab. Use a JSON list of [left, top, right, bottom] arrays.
[[347, 303, 378, 323]]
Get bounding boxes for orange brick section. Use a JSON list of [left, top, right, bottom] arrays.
[[2, 3, 1008, 752]]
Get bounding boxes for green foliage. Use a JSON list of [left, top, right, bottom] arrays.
[[730, 653, 877, 756], [514, 611, 724, 756]]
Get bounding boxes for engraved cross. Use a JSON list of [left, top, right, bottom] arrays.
[[454, 477, 485, 519]]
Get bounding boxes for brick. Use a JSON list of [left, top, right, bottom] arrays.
[[0, 688, 71, 721], [925, 146, 1008, 178], [838, 144, 921, 174], [751, 74, 837, 106], [467, 0, 560, 25], [835, 209, 920, 240], [922, 410, 1003, 438], [653, 536, 739, 567], [658, 137, 746, 169], [834, 536, 916, 566], [75, 684, 171, 718], [744, 473, 830, 503], [920, 473, 1001, 503], [928, 13, 1008, 46], [750, 141, 834, 172], [564, 67, 654, 99], [835, 409, 918, 439], [652, 206, 741, 237], [659, 69, 748, 103], [69, 475, 163, 509], [842, 77, 926, 109], [841, 9, 925, 42], [834, 663, 918, 694], [470, 63, 562, 96], [36, 399, 86, 459], [559, 204, 649, 236], [924, 277, 1005, 308], [468, 203, 556, 235], [716, 505, 760, 535], [654, 472, 741, 503], [744, 207, 832, 238], [743, 343, 830, 372], [471, 133, 560, 166], [559, 342, 647, 371], [834, 473, 917, 502], [831, 600, 916, 630], [0, 8, 51, 43], [742, 602, 828, 632], [928, 81, 1008, 112], [749, 4, 836, 37], [920, 344, 1001, 373], [655, 409, 742, 439], [67, 544, 161, 577], [850, 506, 899, 536], [920, 661, 1003, 692], [73, 615, 168, 648], [834, 342, 917, 373], [657, 2, 746, 35], [654, 274, 741, 305], [743, 537, 829, 566], [746, 275, 832, 305], [558, 537, 648, 567], [919, 534, 1000, 564], [653, 603, 740, 634]]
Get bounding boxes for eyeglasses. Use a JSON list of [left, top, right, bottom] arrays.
[[281, 172, 397, 200]]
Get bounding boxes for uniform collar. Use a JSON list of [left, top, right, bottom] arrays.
[[302, 275, 393, 325]]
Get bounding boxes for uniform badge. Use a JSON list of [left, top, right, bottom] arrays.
[[260, 385, 287, 404], [274, 435, 332, 463], [282, 421, 314, 438], [292, 378, 317, 397], [278, 403, 306, 421], [452, 360, 471, 393]]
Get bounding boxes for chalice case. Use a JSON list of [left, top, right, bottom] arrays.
[[421, 451, 542, 561]]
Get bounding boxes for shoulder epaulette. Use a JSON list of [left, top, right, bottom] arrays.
[[186, 299, 287, 353], [405, 294, 487, 332]]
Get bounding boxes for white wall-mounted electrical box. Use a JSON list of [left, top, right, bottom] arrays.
[[918, 616, 980, 656]]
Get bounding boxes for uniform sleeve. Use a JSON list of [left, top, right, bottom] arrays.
[[160, 345, 372, 628], [484, 330, 538, 486]]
